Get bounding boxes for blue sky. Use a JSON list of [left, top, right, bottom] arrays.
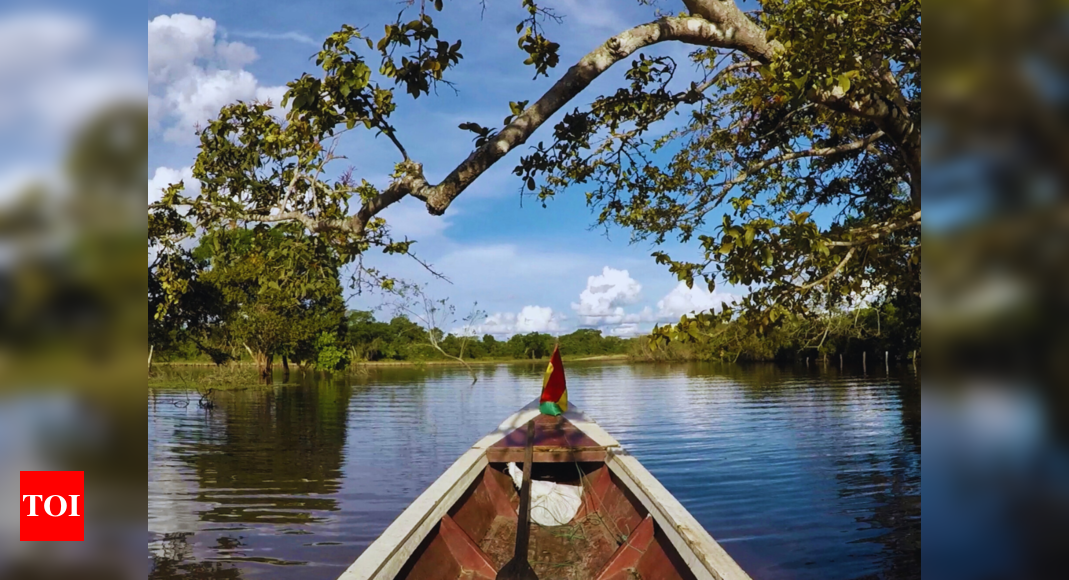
[[146, 0, 743, 337]]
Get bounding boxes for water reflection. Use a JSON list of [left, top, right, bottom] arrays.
[[148, 363, 921, 580], [186, 383, 350, 525], [149, 532, 242, 579], [149, 380, 351, 577]]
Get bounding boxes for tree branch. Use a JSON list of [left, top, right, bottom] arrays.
[[798, 246, 855, 292], [824, 210, 921, 246], [267, 15, 773, 238], [692, 131, 886, 215]]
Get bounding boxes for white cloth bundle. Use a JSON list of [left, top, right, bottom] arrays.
[[506, 462, 583, 527]]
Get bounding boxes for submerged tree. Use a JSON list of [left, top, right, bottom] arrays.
[[189, 226, 345, 376], [150, 0, 920, 346]]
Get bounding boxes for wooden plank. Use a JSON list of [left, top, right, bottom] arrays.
[[490, 413, 601, 450], [593, 515, 655, 580], [472, 401, 542, 450], [484, 447, 607, 463], [595, 467, 646, 545], [481, 466, 518, 519], [606, 450, 753, 580], [395, 525, 461, 580], [450, 472, 497, 544], [473, 398, 621, 451], [636, 531, 689, 580], [439, 514, 498, 579], [338, 448, 488, 580], [576, 465, 613, 519]]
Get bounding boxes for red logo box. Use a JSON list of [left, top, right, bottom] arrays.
[[20, 471, 84, 541]]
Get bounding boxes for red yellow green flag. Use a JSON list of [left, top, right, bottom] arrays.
[[539, 345, 567, 416]]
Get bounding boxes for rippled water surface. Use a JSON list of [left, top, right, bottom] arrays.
[[148, 362, 920, 580]]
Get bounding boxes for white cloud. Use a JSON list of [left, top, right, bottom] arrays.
[[656, 281, 737, 320], [516, 305, 561, 333], [149, 14, 286, 143], [148, 94, 164, 131], [147, 13, 220, 83], [357, 255, 740, 340], [607, 323, 642, 337], [148, 166, 202, 265], [571, 266, 642, 325], [148, 166, 199, 204], [216, 40, 259, 70], [458, 305, 563, 337]]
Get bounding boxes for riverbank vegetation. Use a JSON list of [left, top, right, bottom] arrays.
[[631, 303, 918, 364], [152, 306, 632, 369], [152, 295, 915, 372]]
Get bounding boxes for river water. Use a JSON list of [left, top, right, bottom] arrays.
[[148, 362, 920, 580]]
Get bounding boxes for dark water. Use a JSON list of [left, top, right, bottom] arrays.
[[148, 362, 920, 580]]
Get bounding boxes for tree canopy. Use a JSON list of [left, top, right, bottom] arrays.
[[149, 0, 920, 350]]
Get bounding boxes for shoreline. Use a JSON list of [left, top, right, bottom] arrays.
[[152, 354, 630, 368]]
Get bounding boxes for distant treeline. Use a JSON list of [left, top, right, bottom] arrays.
[[154, 309, 632, 367], [157, 304, 916, 370]]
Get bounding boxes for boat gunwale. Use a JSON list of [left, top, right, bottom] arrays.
[[338, 400, 556, 580], [605, 449, 752, 580], [337, 399, 752, 580], [338, 447, 488, 580]]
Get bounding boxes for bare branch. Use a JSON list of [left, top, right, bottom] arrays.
[[394, 289, 478, 384]]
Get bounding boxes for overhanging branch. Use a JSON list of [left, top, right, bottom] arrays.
[[190, 15, 767, 238]]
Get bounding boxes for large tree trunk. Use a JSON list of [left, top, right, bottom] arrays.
[[282, 355, 290, 381]]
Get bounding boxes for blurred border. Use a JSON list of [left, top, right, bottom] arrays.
[[0, 2, 146, 579], [925, 0, 1069, 578]]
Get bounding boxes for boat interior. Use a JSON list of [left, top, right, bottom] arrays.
[[394, 415, 698, 580]]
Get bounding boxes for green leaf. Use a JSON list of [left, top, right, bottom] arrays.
[[838, 73, 851, 93]]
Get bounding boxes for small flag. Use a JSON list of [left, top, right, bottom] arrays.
[[539, 345, 567, 416]]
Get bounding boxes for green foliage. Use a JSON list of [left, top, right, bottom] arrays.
[[515, 0, 562, 78], [149, 0, 921, 360], [633, 303, 917, 363], [509, 0, 919, 346], [314, 332, 349, 371], [329, 313, 633, 363], [148, 1, 467, 321], [558, 328, 628, 357], [156, 226, 345, 370]]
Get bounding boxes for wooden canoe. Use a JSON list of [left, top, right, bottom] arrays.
[[338, 399, 753, 580]]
